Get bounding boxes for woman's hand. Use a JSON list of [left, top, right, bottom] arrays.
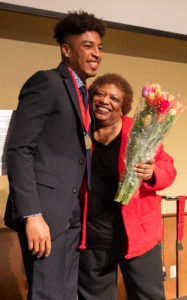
[[134, 158, 155, 181]]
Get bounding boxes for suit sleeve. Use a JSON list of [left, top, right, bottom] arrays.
[[6, 71, 56, 219], [142, 143, 177, 191]]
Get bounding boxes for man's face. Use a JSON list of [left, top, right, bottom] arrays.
[[62, 31, 103, 82]]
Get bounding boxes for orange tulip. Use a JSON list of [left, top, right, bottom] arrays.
[[170, 100, 184, 113], [147, 92, 157, 106]]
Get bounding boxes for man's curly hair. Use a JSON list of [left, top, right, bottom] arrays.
[[89, 73, 133, 115], [54, 10, 106, 45]]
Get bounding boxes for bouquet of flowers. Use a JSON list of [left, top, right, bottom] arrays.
[[115, 83, 184, 205]]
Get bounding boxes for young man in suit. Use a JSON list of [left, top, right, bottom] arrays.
[[4, 11, 106, 300]]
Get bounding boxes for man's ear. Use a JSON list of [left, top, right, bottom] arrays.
[[61, 43, 71, 58]]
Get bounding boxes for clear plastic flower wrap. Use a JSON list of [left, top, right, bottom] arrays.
[[114, 83, 184, 205]]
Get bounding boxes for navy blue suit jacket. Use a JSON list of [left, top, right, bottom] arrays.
[[4, 63, 94, 239]]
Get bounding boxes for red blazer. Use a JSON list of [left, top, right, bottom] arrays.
[[80, 115, 177, 259]]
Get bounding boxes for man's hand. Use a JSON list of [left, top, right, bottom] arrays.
[[134, 158, 155, 181], [25, 215, 51, 258]]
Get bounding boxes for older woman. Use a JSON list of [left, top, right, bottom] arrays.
[[78, 74, 176, 300]]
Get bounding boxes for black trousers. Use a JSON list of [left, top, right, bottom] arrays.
[[18, 204, 81, 300], [78, 243, 165, 300]]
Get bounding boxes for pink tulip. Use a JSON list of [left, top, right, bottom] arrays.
[[142, 86, 150, 97], [158, 100, 170, 113]]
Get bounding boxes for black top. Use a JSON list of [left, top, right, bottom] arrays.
[[86, 131, 127, 253]]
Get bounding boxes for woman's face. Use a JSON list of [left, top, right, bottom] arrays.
[[92, 83, 124, 126]]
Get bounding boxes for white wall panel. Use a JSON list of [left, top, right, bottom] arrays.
[[1, 0, 187, 35]]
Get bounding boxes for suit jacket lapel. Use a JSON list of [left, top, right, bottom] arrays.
[[57, 63, 84, 132]]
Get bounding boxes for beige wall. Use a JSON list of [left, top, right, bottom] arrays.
[[0, 10, 187, 226]]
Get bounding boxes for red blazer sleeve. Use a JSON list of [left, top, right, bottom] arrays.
[[142, 143, 177, 191]]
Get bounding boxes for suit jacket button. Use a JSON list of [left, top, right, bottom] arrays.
[[73, 188, 78, 193], [79, 159, 84, 164]]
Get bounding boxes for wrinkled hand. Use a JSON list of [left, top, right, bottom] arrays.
[[25, 215, 51, 258], [134, 158, 155, 181]]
